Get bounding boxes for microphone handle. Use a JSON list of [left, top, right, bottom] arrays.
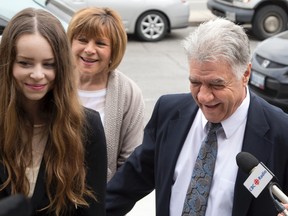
[[272, 184, 288, 204]]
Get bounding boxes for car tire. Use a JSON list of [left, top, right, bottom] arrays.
[[252, 5, 287, 40], [135, 11, 168, 42]]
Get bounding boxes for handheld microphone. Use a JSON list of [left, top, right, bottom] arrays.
[[236, 152, 288, 215]]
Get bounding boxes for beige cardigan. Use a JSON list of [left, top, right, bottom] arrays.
[[103, 70, 145, 181]]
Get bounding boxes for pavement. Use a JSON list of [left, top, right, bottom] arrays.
[[189, 10, 216, 26], [189, 0, 215, 26]]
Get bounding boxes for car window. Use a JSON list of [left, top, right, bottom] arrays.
[[0, 17, 7, 35], [0, 0, 72, 32], [36, 0, 74, 23]]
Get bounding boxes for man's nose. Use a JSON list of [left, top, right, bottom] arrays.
[[197, 85, 214, 103]]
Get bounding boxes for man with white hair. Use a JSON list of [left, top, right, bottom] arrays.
[[106, 17, 288, 216]]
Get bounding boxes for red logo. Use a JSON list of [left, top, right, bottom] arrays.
[[254, 179, 260, 185]]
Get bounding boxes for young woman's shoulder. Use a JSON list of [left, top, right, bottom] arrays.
[[83, 107, 104, 134], [84, 107, 101, 120]]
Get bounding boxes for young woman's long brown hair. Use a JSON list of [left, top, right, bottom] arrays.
[[0, 8, 95, 215]]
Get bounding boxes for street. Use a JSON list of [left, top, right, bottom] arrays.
[[118, 25, 260, 216]]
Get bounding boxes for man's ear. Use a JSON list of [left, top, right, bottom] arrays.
[[243, 63, 251, 85]]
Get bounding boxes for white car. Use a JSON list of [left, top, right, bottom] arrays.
[[0, 0, 72, 33], [207, 0, 288, 40], [59, 0, 190, 42]]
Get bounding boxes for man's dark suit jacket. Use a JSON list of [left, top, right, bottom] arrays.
[[0, 108, 107, 216], [106, 91, 288, 216]]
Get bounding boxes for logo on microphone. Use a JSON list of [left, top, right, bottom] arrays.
[[244, 164, 273, 198], [254, 178, 259, 185]]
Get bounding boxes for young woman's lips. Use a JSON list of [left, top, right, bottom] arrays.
[[26, 83, 46, 90]]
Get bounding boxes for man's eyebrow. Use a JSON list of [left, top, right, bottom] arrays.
[[188, 76, 198, 81], [210, 78, 226, 84], [188, 76, 226, 84]]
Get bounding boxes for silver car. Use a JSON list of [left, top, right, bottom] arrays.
[[207, 0, 288, 40], [0, 0, 72, 33], [59, 0, 190, 42]]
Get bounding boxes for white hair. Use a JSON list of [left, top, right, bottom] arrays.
[[183, 17, 251, 79]]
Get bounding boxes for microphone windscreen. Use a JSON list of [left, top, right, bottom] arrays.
[[236, 151, 259, 174]]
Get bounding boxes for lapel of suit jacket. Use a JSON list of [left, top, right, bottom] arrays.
[[156, 95, 199, 215], [232, 92, 272, 216]]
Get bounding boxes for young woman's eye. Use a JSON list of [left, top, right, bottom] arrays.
[[17, 61, 31, 67], [43, 63, 55, 68]]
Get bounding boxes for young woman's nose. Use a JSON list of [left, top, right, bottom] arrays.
[[30, 65, 45, 80]]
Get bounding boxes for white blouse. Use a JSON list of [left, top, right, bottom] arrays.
[[25, 124, 47, 197]]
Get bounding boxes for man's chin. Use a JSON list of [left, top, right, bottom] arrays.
[[201, 106, 222, 122]]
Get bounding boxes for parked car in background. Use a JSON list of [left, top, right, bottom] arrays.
[[59, 0, 190, 42], [207, 0, 288, 40], [249, 30, 288, 112], [0, 0, 72, 34], [0, 18, 5, 35]]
